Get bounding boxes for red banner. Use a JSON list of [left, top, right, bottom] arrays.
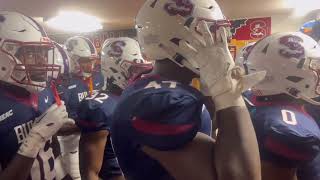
[[231, 17, 271, 41], [229, 17, 271, 60]]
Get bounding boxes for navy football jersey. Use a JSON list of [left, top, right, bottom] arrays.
[[244, 91, 320, 167], [111, 75, 212, 180], [77, 90, 122, 179], [298, 152, 320, 180], [0, 86, 60, 180], [57, 72, 104, 126], [99, 135, 123, 179], [77, 91, 118, 133], [304, 98, 320, 127], [298, 100, 320, 180]]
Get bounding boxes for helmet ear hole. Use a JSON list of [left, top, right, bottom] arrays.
[[297, 58, 306, 69], [286, 76, 304, 83], [262, 44, 269, 54], [110, 67, 118, 73], [184, 17, 194, 27], [170, 38, 181, 46]]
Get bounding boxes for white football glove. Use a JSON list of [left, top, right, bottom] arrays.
[[18, 102, 74, 158], [195, 22, 266, 110], [160, 17, 266, 111]]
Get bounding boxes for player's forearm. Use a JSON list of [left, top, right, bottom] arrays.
[[261, 161, 297, 180], [81, 171, 100, 180], [79, 130, 108, 180], [0, 154, 34, 180], [214, 106, 261, 180]]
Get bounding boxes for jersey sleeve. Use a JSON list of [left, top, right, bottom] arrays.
[[113, 86, 204, 151], [199, 105, 212, 136], [77, 92, 116, 133], [253, 106, 320, 166]]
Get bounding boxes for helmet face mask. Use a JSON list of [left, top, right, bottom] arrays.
[[305, 57, 320, 96], [235, 42, 256, 73], [0, 12, 64, 93], [48, 42, 71, 79]]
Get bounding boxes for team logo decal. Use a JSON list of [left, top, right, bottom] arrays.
[[250, 20, 267, 39], [279, 35, 305, 59], [107, 41, 126, 58], [164, 0, 194, 17]]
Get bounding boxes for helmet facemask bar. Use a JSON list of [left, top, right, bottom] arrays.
[[308, 57, 320, 96], [1, 39, 61, 88], [125, 60, 154, 85], [287, 56, 320, 105]]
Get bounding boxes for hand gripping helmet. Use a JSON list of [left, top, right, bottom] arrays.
[[136, 0, 229, 74]]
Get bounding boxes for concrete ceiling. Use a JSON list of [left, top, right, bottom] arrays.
[[0, 0, 303, 32]]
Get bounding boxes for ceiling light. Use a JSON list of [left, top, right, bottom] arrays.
[[286, 0, 320, 16], [46, 11, 103, 33]]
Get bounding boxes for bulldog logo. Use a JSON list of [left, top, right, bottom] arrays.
[[164, 0, 194, 17], [250, 20, 267, 39], [279, 35, 305, 59]]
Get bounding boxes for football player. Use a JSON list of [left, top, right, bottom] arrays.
[[297, 154, 320, 180], [101, 37, 214, 179], [244, 32, 320, 180], [99, 37, 154, 180], [297, 98, 320, 180], [57, 36, 106, 180], [109, 0, 265, 180], [0, 11, 73, 180]]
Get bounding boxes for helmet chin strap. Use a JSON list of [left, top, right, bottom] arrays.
[[300, 94, 320, 105], [163, 47, 200, 75], [83, 76, 93, 96]]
